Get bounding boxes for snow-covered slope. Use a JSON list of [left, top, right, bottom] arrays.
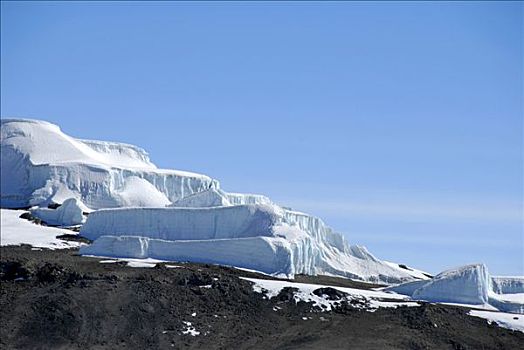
[[384, 261, 432, 280], [1, 119, 218, 208], [1, 118, 425, 283], [386, 264, 524, 313], [0, 209, 82, 249], [1, 119, 155, 169]]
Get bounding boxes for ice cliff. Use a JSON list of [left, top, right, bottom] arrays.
[[412, 264, 492, 305], [386, 264, 524, 313], [79, 204, 415, 281], [491, 277, 524, 295], [1, 118, 426, 283]]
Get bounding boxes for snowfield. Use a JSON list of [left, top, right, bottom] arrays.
[[0, 209, 82, 249]]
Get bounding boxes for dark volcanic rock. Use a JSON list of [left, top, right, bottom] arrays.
[[18, 211, 45, 225], [55, 234, 91, 244], [35, 263, 68, 283], [276, 286, 299, 302], [398, 264, 411, 271], [0, 261, 31, 281], [312, 287, 348, 301]]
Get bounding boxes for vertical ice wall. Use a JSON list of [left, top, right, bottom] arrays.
[[491, 277, 524, 294], [386, 264, 524, 313], [412, 264, 491, 304], [79, 203, 419, 283]]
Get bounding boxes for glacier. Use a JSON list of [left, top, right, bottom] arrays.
[[79, 204, 418, 281], [0, 119, 446, 282], [1, 119, 218, 209], [386, 264, 524, 313]]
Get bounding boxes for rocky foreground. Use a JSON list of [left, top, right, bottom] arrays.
[[1, 246, 522, 350]]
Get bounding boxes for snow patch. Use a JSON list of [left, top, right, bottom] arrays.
[[241, 277, 416, 312], [165, 265, 182, 269], [468, 310, 524, 332], [126, 260, 156, 268], [181, 321, 200, 336]]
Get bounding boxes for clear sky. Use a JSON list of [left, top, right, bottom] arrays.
[[1, 1, 522, 275]]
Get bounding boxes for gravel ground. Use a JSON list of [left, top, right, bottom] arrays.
[[1, 245, 522, 350]]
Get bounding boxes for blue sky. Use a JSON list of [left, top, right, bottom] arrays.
[[1, 1, 522, 275]]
